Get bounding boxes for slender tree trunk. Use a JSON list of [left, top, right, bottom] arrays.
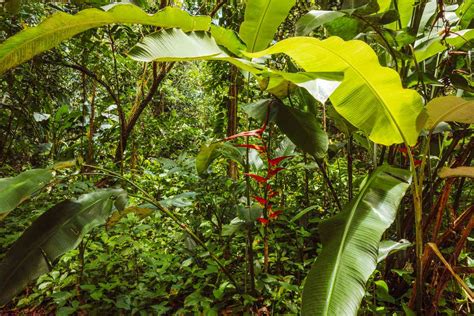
[[226, 65, 238, 179], [87, 83, 96, 164]]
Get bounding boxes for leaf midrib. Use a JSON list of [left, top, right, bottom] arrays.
[[315, 40, 407, 144], [0, 195, 111, 291], [322, 169, 382, 315], [431, 99, 471, 128], [249, 0, 273, 52]]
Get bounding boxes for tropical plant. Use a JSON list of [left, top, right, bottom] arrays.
[[0, 0, 472, 314]]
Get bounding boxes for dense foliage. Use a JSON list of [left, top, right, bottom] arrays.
[[0, 0, 473, 315]]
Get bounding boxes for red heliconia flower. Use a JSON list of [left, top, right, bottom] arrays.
[[398, 146, 408, 154], [235, 144, 267, 152], [253, 196, 267, 206], [267, 167, 285, 178], [244, 173, 267, 183], [257, 217, 269, 225], [224, 127, 265, 141], [268, 189, 278, 199], [268, 156, 292, 167], [269, 210, 283, 219]]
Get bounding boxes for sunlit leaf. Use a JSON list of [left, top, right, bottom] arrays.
[[246, 36, 423, 146], [0, 4, 210, 75], [418, 96, 474, 129], [302, 165, 411, 315], [296, 10, 345, 36], [239, 0, 296, 52], [415, 29, 474, 62]]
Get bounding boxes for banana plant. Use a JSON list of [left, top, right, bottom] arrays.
[[301, 165, 411, 315], [0, 4, 210, 75], [0, 188, 127, 306], [0, 169, 53, 220]]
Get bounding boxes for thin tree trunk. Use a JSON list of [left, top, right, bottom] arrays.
[[226, 65, 238, 179]]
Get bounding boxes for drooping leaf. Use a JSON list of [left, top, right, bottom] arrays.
[[327, 105, 358, 137], [290, 205, 319, 223], [418, 96, 474, 129], [302, 165, 411, 315], [457, 0, 474, 28], [415, 29, 474, 62], [0, 4, 210, 75], [243, 99, 274, 121], [0, 188, 127, 306], [196, 142, 243, 175], [325, 16, 363, 40], [128, 28, 264, 75], [295, 10, 345, 36], [273, 101, 328, 158], [272, 71, 343, 103], [0, 169, 53, 219], [246, 36, 423, 146], [438, 166, 474, 179], [210, 25, 247, 57], [129, 28, 223, 62], [160, 192, 197, 208], [377, 239, 412, 263], [387, 0, 416, 30], [128, 29, 343, 99], [239, 0, 296, 52], [222, 217, 246, 236]]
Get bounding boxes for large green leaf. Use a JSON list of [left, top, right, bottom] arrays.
[[302, 165, 411, 315], [239, 0, 296, 52], [196, 142, 243, 176], [419, 96, 474, 129], [0, 188, 126, 306], [246, 36, 423, 146], [128, 29, 342, 93], [415, 29, 474, 62], [457, 0, 474, 28], [273, 101, 328, 158], [128, 29, 265, 75], [0, 4, 210, 75], [295, 10, 344, 36], [391, 0, 416, 29], [210, 25, 247, 57], [0, 169, 53, 219]]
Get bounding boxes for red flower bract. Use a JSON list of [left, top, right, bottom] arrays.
[[224, 128, 264, 141], [268, 156, 292, 167], [253, 196, 267, 206], [244, 173, 267, 183], [257, 217, 269, 225], [267, 167, 285, 178], [235, 144, 267, 152], [269, 210, 283, 219]]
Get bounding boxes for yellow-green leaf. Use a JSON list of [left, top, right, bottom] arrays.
[[246, 36, 423, 146], [239, 0, 296, 52], [420, 96, 474, 129], [0, 4, 210, 75]]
